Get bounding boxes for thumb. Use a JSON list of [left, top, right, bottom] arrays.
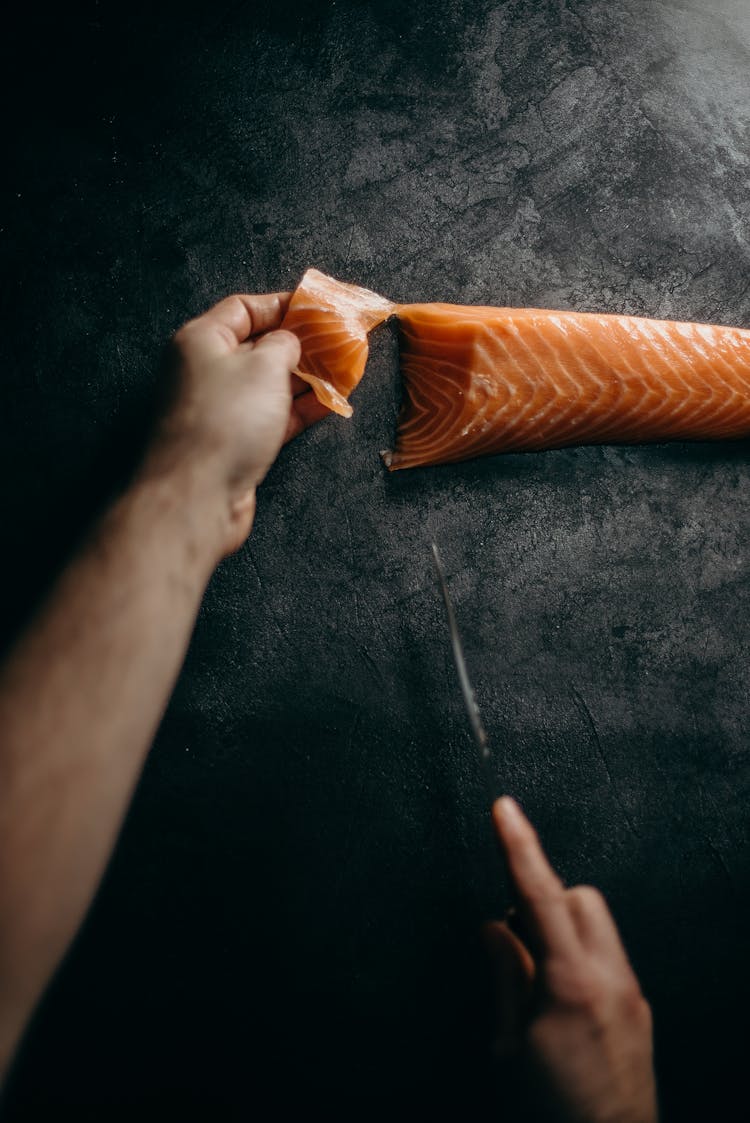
[[482, 920, 536, 1056], [251, 328, 301, 370]]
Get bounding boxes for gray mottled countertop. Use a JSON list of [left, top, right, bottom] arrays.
[[1, 2, 749, 1119]]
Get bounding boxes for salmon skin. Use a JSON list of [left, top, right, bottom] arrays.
[[281, 269, 750, 469]]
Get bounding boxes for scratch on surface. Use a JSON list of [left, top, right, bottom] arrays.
[[706, 839, 736, 894], [343, 225, 355, 269], [687, 697, 702, 743], [360, 589, 389, 644], [571, 687, 641, 838], [245, 549, 292, 652], [723, 200, 750, 257], [340, 498, 360, 627], [360, 644, 385, 685]]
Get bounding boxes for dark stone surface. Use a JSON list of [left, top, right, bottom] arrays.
[[2, 1, 750, 1118]]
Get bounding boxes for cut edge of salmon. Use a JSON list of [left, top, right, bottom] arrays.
[[282, 268, 396, 418], [385, 305, 750, 469]]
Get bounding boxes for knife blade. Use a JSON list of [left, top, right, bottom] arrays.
[[431, 542, 496, 806]]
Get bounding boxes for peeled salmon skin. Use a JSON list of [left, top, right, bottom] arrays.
[[281, 269, 750, 469]]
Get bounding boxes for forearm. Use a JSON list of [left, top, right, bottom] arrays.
[[0, 457, 225, 1077]]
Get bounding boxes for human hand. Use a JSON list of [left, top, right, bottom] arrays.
[[485, 797, 658, 1123], [145, 292, 330, 557]]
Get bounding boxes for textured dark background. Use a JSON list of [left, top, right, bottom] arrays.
[[1, 0, 750, 1119]]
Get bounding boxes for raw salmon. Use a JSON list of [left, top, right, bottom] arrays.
[[281, 268, 394, 418], [281, 269, 750, 469]]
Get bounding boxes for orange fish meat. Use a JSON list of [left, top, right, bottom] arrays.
[[281, 268, 750, 469], [281, 268, 395, 418]]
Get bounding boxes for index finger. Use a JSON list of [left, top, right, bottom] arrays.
[[492, 797, 580, 959], [178, 292, 293, 355]]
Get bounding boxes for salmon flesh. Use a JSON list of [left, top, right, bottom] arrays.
[[281, 268, 750, 470]]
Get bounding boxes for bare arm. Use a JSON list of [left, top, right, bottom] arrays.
[[0, 291, 326, 1081]]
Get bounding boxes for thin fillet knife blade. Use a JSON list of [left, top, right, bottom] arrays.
[[431, 542, 496, 806]]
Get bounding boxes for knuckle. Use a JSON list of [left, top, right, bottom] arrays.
[[549, 961, 652, 1031], [638, 998, 653, 1031], [172, 320, 199, 347], [547, 960, 605, 1012], [569, 884, 607, 911], [573, 978, 606, 1014], [221, 293, 245, 318], [619, 981, 652, 1025]]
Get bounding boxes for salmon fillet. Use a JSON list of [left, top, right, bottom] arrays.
[[281, 269, 750, 469], [281, 268, 394, 418]]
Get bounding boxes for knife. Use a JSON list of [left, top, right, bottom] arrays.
[[431, 542, 496, 808]]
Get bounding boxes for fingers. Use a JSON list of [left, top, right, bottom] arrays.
[[482, 920, 536, 1055], [284, 387, 332, 443], [251, 328, 301, 370], [247, 291, 293, 335], [492, 797, 579, 958], [176, 292, 294, 356], [200, 293, 293, 343], [291, 373, 311, 396], [566, 885, 632, 964]]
